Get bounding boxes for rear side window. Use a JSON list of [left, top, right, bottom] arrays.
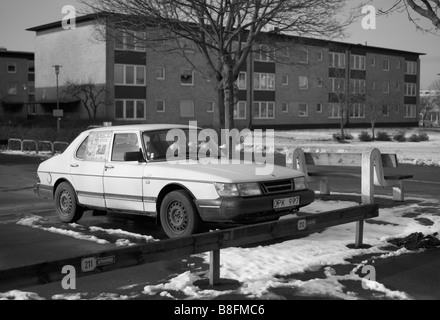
[[76, 136, 89, 160]]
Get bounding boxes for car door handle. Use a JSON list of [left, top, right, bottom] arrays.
[[70, 164, 79, 168], [105, 165, 114, 169]]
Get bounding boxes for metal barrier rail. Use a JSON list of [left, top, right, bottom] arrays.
[[5, 139, 68, 155], [0, 204, 379, 290], [22, 140, 38, 153], [7, 139, 23, 152]]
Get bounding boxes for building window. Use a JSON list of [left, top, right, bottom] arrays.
[[371, 57, 376, 67], [317, 103, 323, 113], [115, 30, 146, 52], [329, 103, 342, 119], [329, 52, 346, 68], [254, 73, 275, 91], [281, 102, 289, 113], [281, 75, 289, 86], [234, 101, 247, 119], [396, 82, 401, 92], [383, 81, 390, 94], [253, 102, 275, 119], [330, 78, 345, 93], [156, 100, 166, 113], [114, 64, 146, 86], [281, 47, 290, 57], [7, 84, 17, 95], [206, 101, 215, 113], [181, 68, 194, 86], [28, 61, 35, 74], [253, 45, 275, 62], [396, 60, 401, 69], [382, 105, 390, 117], [351, 55, 366, 70], [383, 59, 390, 71], [298, 103, 308, 117], [350, 79, 366, 94], [155, 67, 165, 80], [371, 82, 376, 90], [394, 104, 400, 113], [180, 100, 195, 117], [298, 49, 309, 64], [299, 76, 309, 90], [350, 103, 365, 118], [406, 61, 417, 75], [316, 77, 323, 87], [115, 100, 146, 120], [316, 51, 323, 61], [28, 82, 35, 94], [237, 72, 246, 90], [405, 105, 417, 118], [405, 83, 417, 96], [7, 63, 16, 73]]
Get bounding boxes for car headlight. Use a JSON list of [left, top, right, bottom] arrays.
[[237, 183, 262, 197], [294, 177, 307, 190], [215, 183, 239, 197]]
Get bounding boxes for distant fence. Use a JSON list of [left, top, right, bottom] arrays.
[[6, 138, 69, 155]]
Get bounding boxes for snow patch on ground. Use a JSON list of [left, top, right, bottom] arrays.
[[17, 216, 109, 245]]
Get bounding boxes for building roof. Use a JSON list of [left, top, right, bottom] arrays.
[[27, 13, 424, 57], [0, 49, 34, 59]]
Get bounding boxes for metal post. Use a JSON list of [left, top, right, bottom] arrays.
[[53, 65, 62, 133], [209, 250, 220, 286]]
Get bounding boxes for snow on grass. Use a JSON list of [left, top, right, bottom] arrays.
[[17, 216, 109, 245]]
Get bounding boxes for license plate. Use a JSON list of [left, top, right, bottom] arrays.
[[273, 196, 300, 209]]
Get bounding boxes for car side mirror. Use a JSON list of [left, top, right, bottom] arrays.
[[124, 150, 145, 162]]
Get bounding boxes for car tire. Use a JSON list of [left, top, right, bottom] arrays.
[[54, 182, 84, 223], [160, 190, 201, 238]]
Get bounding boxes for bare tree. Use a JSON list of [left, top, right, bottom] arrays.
[[64, 79, 108, 120], [376, 0, 440, 33], [420, 79, 440, 125], [79, 0, 357, 130]]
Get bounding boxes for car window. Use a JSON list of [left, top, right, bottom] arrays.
[[111, 133, 140, 161], [84, 131, 112, 162], [76, 136, 89, 160]]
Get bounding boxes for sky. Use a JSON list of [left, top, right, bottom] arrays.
[[0, 0, 439, 89]]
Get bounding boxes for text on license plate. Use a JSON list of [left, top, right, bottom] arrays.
[[273, 196, 300, 209]]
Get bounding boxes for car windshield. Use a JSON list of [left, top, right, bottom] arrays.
[[142, 129, 224, 161]]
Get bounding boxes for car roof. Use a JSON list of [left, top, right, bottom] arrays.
[[86, 124, 200, 133]]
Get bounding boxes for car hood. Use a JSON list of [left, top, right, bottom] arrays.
[[145, 160, 303, 183]]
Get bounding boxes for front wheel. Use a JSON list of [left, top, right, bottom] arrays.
[[159, 190, 201, 238], [54, 182, 84, 223]]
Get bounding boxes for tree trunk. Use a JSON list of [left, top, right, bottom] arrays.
[[213, 88, 225, 134], [221, 54, 235, 131]]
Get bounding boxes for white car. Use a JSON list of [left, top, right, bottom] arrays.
[[34, 124, 315, 238]]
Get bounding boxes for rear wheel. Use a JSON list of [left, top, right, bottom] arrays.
[[54, 182, 84, 223], [159, 190, 201, 238]]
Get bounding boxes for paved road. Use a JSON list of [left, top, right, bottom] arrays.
[[0, 153, 439, 300]]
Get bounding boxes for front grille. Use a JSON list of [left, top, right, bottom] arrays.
[[261, 179, 294, 195]]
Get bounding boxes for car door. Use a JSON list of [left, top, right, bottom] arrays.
[[103, 131, 146, 212], [70, 131, 112, 208]]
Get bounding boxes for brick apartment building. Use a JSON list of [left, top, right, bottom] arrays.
[[0, 49, 35, 120], [27, 15, 423, 129]]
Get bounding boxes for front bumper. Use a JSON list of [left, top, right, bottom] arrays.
[[195, 189, 315, 223], [34, 183, 54, 200]]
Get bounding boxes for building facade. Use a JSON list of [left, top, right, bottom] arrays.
[[0, 49, 35, 121], [27, 15, 423, 129]]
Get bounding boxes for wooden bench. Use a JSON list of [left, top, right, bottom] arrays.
[[289, 148, 413, 204]]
